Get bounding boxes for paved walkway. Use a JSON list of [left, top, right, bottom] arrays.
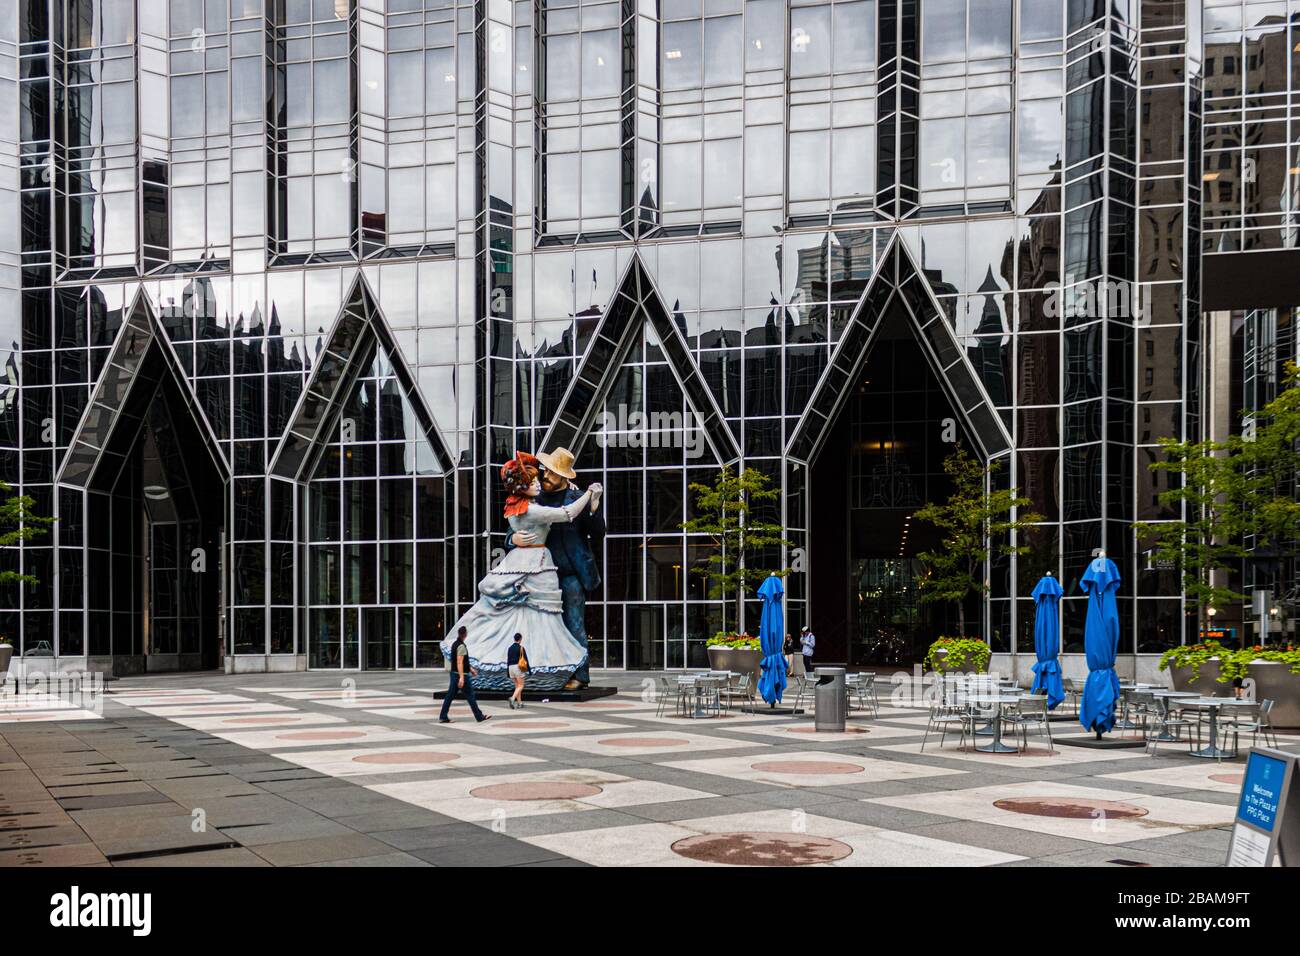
[[3, 670, 1294, 867]]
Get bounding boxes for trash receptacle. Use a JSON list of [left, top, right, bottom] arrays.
[[814, 667, 846, 732]]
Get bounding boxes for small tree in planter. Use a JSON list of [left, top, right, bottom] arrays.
[[0, 480, 54, 668], [914, 447, 1042, 638], [0, 480, 54, 590], [682, 466, 792, 633]]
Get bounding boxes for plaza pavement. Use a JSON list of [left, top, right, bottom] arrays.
[[3, 669, 1296, 867]]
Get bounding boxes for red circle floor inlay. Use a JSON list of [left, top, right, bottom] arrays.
[[597, 737, 690, 747], [1210, 772, 1245, 785], [993, 797, 1149, 819], [469, 781, 604, 801], [351, 751, 459, 765], [787, 726, 868, 735], [671, 832, 853, 866], [275, 730, 369, 742], [221, 716, 302, 725], [750, 760, 865, 775]]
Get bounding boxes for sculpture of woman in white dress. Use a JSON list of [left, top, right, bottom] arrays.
[[440, 451, 603, 690]]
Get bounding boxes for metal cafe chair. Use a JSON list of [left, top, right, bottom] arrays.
[[1062, 677, 1085, 716], [921, 678, 973, 753], [1002, 694, 1054, 753], [655, 675, 680, 717], [1219, 699, 1279, 752], [1145, 695, 1195, 756], [722, 672, 754, 713]]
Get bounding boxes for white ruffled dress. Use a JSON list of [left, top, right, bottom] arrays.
[[440, 493, 591, 690]]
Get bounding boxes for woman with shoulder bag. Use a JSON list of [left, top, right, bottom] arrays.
[[507, 633, 529, 709]]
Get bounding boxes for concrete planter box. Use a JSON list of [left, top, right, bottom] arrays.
[[0, 644, 12, 681], [931, 648, 984, 674], [1167, 659, 1232, 697], [1247, 661, 1300, 729], [706, 646, 763, 685]]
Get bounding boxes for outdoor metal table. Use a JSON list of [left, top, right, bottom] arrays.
[[1178, 697, 1253, 759], [677, 675, 725, 718], [974, 687, 1023, 736], [968, 694, 1022, 753], [1148, 690, 1200, 742]]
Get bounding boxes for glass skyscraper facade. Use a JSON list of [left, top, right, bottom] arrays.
[[3, 0, 1288, 676]]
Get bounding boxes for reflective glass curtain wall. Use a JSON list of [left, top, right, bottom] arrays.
[[3, 1, 1206, 671]]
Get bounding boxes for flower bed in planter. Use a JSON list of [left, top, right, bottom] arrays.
[[1160, 641, 1300, 728], [922, 637, 990, 674], [705, 633, 763, 687]]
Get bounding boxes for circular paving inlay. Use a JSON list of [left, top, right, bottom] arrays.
[[221, 716, 303, 726], [597, 736, 690, 748], [671, 832, 853, 866], [1209, 772, 1245, 785], [787, 726, 868, 735], [351, 751, 459, 765], [750, 759, 864, 775], [469, 781, 604, 801], [274, 730, 369, 742], [993, 796, 1148, 819]]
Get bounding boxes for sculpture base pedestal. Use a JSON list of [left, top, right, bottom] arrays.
[[434, 685, 618, 702], [1053, 734, 1147, 750]]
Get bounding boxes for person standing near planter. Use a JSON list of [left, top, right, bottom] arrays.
[[783, 632, 796, 675], [800, 625, 816, 673]]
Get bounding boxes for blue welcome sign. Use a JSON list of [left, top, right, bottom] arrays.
[[1227, 748, 1297, 867]]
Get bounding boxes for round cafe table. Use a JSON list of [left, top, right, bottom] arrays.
[[973, 686, 1023, 736], [968, 694, 1022, 753], [1178, 697, 1254, 759]]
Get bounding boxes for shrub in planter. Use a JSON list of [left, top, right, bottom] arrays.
[[706, 631, 761, 651], [923, 637, 990, 674], [705, 632, 763, 686], [1159, 641, 1300, 684]]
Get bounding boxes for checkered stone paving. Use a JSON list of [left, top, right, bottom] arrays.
[[4, 670, 1292, 866]]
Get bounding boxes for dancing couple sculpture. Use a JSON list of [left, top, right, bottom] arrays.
[[440, 447, 605, 691]]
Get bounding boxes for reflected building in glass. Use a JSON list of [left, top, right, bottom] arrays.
[[3, 0, 1277, 677]]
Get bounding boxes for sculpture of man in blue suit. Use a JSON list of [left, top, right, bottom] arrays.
[[508, 447, 605, 689]]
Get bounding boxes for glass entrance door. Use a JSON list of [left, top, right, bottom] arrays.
[[625, 604, 665, 670], [363, 607, 395, 669]]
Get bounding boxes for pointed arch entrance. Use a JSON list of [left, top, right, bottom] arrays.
[[58, 293, 230, 673], [269, 275, 457, 671], [785, 236, 1012, 666]]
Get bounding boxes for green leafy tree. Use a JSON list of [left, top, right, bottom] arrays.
[[682, 465, 793, 631], [0, 480, 55, 588], [1240, 362, 1300, 547], [1134, 436, 1251, 633], [914, 446, 1043, 637], [1137, 362, 1300, 635]]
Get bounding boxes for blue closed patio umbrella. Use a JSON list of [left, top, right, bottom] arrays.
[[1078, 554, 1122, 736], [757, 575, 787, 705], [1030, 573, 1065, 709]]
